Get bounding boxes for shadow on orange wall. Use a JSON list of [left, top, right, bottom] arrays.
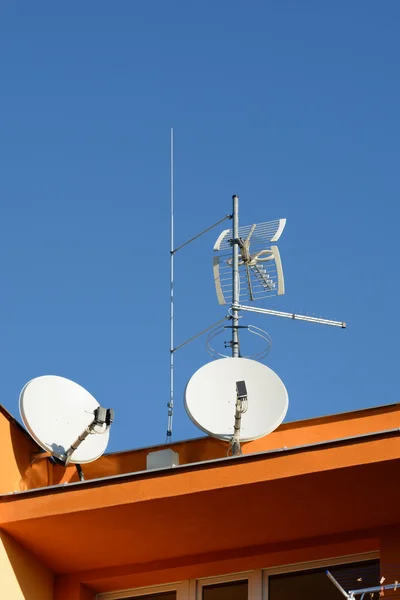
[[8, 420, 52, 491], [0, 530, 53, 599]]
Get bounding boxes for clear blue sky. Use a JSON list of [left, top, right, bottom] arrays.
[[0, 2, 399, 453]]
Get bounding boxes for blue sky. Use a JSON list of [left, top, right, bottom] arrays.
[[0, 2, 399, 453]]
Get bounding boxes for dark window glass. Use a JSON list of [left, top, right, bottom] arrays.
[[269, 560, 380, 600], [202, 580, 248, 600], [123, 593, 176, 600]]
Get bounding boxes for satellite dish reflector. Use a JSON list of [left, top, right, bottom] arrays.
[[184, 357, 288, 442], [19, 375, 112, 464], [213, 219, 286, 306]]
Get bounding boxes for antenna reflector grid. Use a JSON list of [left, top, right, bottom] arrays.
[[214, 219, 286, 251]]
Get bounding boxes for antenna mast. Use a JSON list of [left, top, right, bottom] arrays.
[[230, 195, 246, 456], [232, 195, 240, 358], [167, 128, 174, 442]]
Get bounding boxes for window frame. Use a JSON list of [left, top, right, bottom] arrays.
[[262, 550, 379, 599], [196, 569, 263, 600], [97, 580, 190, 600]]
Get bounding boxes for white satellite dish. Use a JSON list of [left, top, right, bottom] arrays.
[[184, 357, 288, 442], [19, 375, 113, 465]]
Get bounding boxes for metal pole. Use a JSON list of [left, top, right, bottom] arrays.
[[231, 198, 242, 455], [348, 582, 400, 596], [232, 195, 240, 358], [231, 381, 247, 456], [167, 128, 174, 441], [231, 402, 243, 456], [326, 571, 350, 599]]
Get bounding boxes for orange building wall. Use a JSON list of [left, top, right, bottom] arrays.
[[0, 407, 50, 494], [0, 530, 54, 600], [54, 577, 94, 600]]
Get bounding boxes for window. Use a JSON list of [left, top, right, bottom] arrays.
[[99, 552, 379, 600], [196, 572, 258, 599], [202, 580, 248, 599], [268, 559, 380, 600]]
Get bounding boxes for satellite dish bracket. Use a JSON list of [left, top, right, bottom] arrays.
[[229, 380, 248, 456], [62, 406, 114, 466]]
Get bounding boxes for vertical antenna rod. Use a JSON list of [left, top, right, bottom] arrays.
[[167, 128, 174, 441], [232, 194, 240, 358]]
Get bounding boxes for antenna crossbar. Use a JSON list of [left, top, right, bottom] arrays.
[[172, 214, 232, 255], [235, 303, 346, 329], [172, 316, 230, 353]]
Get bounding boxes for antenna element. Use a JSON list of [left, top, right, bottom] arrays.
[[167, 127, 174, 442]]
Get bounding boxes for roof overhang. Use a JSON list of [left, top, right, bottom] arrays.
[[0, 429, 399, 576]]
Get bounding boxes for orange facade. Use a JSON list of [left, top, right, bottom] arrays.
[[0, 402, 399, 599]]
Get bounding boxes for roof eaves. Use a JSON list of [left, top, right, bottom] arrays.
[[1, 426, 398, 502]]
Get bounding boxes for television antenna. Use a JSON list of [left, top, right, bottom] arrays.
[[326, 570, 398, 599], [167, 133, 345, 450], [20, 375, 114, 480]]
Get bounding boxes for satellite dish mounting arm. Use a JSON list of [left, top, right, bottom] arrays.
[[230, 380, 248, 457], [62, 407, 114, 466]]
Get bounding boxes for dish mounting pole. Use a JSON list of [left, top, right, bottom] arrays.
[[232, 194, 240, 358], [230, 195, 244, 456]]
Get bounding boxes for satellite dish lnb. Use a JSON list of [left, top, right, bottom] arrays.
[[184, 357, 288, 443], [19, 375, 114, 466]]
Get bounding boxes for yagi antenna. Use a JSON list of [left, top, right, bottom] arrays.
[[326, 570, 398, 598], [167, 184, 345, 445]]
